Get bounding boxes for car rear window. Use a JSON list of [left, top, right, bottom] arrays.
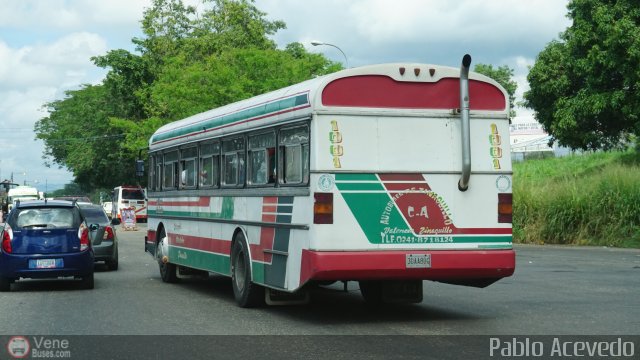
[[15, 207, 79, 229], [80, 207, 109, 224]]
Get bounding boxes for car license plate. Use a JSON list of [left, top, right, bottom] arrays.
[[406, 254, 431, 268], [29, 259, 62, 269]]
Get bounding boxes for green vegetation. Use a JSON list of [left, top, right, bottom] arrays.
[[513, 150, 640, 248], [524, 0, 640, 150], [35, 0, 341, 192]]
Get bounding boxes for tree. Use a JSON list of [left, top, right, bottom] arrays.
[[524, 0, 640, 150], [35, 0, 340, 191], [474, 64, 518, 118], [35, 85, 136, 190]]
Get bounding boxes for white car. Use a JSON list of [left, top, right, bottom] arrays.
[[101, 201, 113, 218]]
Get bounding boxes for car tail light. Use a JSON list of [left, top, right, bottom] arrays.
[[498, 193, 513, 223], [78, 224, 90, 251], [1, 225, 12, 253], [104, 226, 114, 240], [314, 193, 333, 224]]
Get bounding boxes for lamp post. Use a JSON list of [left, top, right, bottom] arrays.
[[311, 40, 349, 68]]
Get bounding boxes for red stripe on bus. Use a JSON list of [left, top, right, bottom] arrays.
[[378, 174, 426, 182], [454, 228, 512, 235], [168, 234, 231, 254], [263, 197, 278, 204], [253, 228, 275, 263], [262, 205, 277, 213], [384, 183, 432, 192], [300, 249, 515, 285], [148, 197, 211, 207]]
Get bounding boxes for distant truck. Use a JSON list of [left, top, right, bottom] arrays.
[[7, 185, 40, 212]]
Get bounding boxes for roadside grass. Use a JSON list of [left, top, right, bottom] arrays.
[[513, 150, 640, 248]]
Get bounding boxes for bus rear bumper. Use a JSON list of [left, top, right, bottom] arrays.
[[299, 249, 515, 287]]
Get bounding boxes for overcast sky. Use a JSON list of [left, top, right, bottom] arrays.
[[0, 0, 571, 189]]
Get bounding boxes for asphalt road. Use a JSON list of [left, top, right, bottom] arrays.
[[1, 224, 638, 358]]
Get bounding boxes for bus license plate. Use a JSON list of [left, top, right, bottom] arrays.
[[406, 254, 431, 268]]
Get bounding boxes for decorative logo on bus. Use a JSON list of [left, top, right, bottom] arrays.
[[496, 175, 512, 192], [318, 174, 335, 192], [489, 123, 503, 170], [376, 175, 455, 244], [330, 120, 343, 168]]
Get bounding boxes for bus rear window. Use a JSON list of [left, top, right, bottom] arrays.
[[122, 189, 145, 200]]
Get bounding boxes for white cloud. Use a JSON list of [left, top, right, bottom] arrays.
[[0, 33, 107, 93], [0, 0, 149, 29]]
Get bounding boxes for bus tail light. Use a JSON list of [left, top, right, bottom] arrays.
[[1, 225, 12, 253], [498, 193, 512, 223], [314, 193, 333, 224]]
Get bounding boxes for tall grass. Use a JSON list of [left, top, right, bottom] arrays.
[[513, 151, 640, 248]]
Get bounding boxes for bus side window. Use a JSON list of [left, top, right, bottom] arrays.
[[279, 126, 309, 185], [149, 155, 156, 191], [163, 150, 179, 189], [199, 142, 220, 188], [248, 132, 276, 186], [222, 137, 245, 188], [180, 147, 198, 189], [155, 154, 163, 191]]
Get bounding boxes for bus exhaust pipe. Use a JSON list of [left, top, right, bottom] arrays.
[[458, 54, 472, 191]]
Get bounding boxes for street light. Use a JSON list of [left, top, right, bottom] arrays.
[[311, 40, 349, 68]]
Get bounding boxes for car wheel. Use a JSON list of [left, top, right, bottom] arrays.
[[0, 277, 10, 292], [80, 272, 94, 290], [107, 247, 119, 271], [156, 230, 178, 283], [231, 232, 264, 308]]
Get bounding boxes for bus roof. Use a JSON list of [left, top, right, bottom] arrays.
[[149, 62, 508, 150]]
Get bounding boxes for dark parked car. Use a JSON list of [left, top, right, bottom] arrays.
[[0, 200, 95, 291], [77, 203, 120, 270]]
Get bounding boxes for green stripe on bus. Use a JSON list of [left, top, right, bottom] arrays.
[[335, 173, 378, 181], [151, 94, 309, 144], [252, 262, 265, 285], [478, 244, 513, 249], [336, 182, 385, 191], [168, 247, 230, 275]]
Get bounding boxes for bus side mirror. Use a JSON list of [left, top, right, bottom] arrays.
[[135, 160, 145, 177]]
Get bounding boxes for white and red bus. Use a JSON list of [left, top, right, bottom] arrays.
[[144, 55, 515, 307], [112, 186, 147, 223]]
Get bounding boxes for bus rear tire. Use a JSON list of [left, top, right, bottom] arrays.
[[231, 232, 264, 308], [157, 230, 179, 283], [359, 280, 383, 304]]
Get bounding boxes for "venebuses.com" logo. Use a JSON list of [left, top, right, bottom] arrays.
[[6, 336, 30, 359]]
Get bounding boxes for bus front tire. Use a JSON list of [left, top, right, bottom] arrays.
[[231, 232, 264, 308], [157, 232, 178, 283]]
